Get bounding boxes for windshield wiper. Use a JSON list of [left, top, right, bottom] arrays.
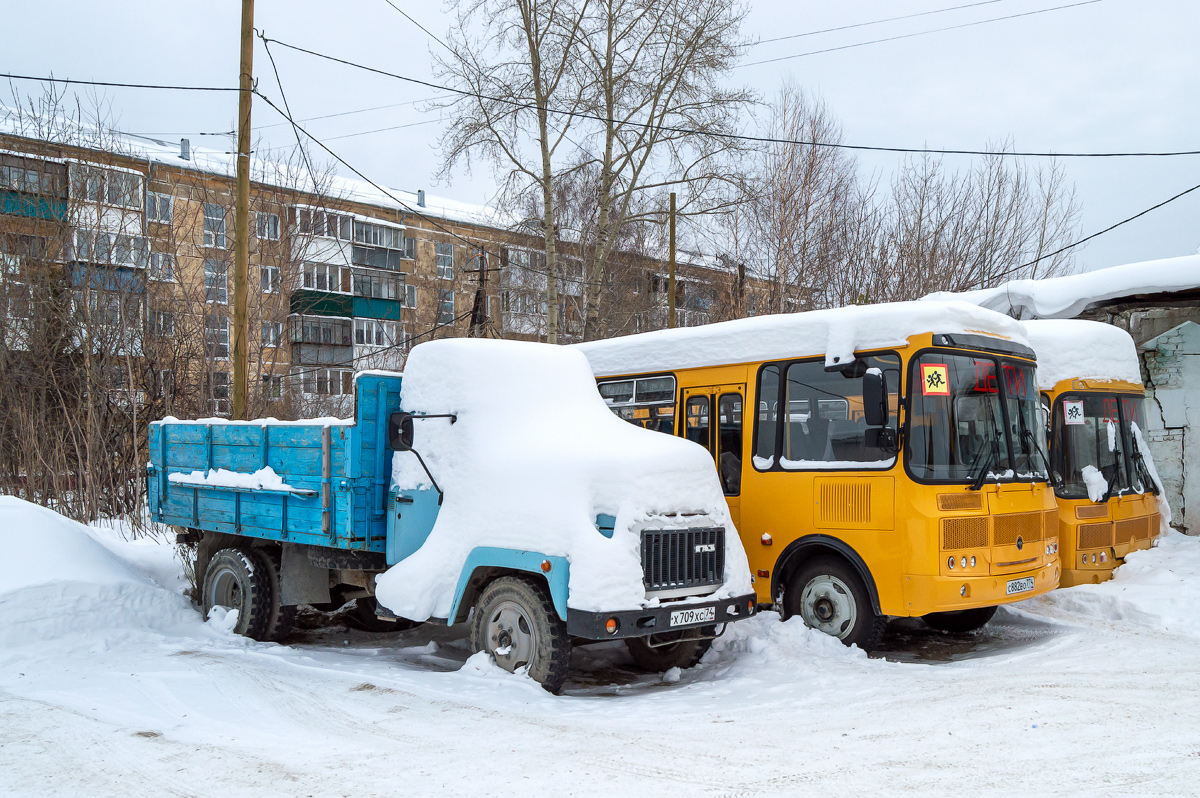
[[1129, 435, 1161, 496], [1022, 429, 1058, 488], [968, 432, 1002, 491]]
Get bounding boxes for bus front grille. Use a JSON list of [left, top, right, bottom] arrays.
[[942, 517, 988, 550], [641, 527, 725, 592], [1115, 516, 1149, 545], [993, 511, 1044, 546], [1078, 522, 1113, 550]]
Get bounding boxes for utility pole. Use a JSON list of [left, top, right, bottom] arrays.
[[231, 0, 254, 420], [668, 192, 676, 329]]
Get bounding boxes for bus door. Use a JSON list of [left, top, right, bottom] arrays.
[[680, 385, 746, 526]]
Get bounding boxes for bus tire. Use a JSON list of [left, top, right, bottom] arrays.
[[624, 631, 713, 672], [785, 555, 886, 652], [470, 576, 571, 694], [203, 548, 274, 641], [252, 547, 296, 642], [923, 606, 997, 633]]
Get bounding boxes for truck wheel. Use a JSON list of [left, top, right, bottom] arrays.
[[252, 547, 296, 642], [923, 606, 997, 633], [346, 597, 418, 633], [470, 576, 570, 694], [624, 631, 712, 672], [785, 555, 886, 652], [203, 548, 273, 641]]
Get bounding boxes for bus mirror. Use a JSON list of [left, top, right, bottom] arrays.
[[863, 369, 888, 427], [388, 412, 415, 451]]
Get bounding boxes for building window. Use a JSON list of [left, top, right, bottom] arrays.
[[297, 209, 350, 240], [203, 203, 226, 248], [436, 242, 454, 280], [256, 212, 280, 240], [352, 220, 404, 248], [149, 252, 175, 282], [204, 259, 227, 304], [402, 236, 416, 259], [208, 371, 230, 415], [107, 171, 141, 208], [262, 374, 283, 400], [401, 283, 417, 308], [147, 192, 172, 224], [205, 315, 229, 358], [298, 317, 351, 346], [74, 231, 148, 268], [437, 289, 454, 323], [302, 262, 344, 292], [262, 321, 282, 348], [354, 318, 397, 347], [301, 368, 353, 396], [261, 264, 280, 293], [151, 310, 175, 337]]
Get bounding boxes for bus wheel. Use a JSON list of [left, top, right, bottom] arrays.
[[786, 556, 885, 652], [470, 576, 571, 694], [624, 631, 712, 672], [203, 548, 273, 641], [923, 606, 997, 633]]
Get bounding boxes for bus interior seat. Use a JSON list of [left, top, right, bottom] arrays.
[[828, 419, 866, 461]]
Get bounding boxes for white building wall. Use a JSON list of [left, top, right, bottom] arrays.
[[1140, 320, 1200, 534]]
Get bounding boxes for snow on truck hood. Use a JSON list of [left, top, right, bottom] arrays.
[[1020, 319, 1143, 390], [374, 339, 752, 621], [574, 299, 1029, 376]]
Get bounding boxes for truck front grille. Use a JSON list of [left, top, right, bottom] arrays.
[[641, 527, 725, 593]]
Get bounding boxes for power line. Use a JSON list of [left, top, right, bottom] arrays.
[[0, 72, 239, 92], [381, 0, 452, 52], [260, 34, 1200, 159], [740, 0, 1103, 68], [755, 0, 1008, 45], [255, 95, 445, 131], [965, 179, 1200, 288]]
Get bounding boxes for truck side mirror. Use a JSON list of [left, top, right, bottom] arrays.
[[388, 412, 414, 451], [863, 369, 888, 427]]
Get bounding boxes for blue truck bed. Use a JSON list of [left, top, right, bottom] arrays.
[[149, 373, 402, 554]]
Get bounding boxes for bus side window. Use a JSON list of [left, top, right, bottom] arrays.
[[718, 393, 743, 495], [754, 365, 780, 467], [685, 395, 710, 450]]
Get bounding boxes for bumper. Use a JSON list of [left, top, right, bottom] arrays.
[[902, 561, 1059, 616], [566, 592, 757, 640]]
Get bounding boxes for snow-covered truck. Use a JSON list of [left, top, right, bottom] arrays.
[[149, 339, 755, 692]]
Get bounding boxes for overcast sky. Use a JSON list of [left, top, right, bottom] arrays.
[[6, 0, 1199, 273]]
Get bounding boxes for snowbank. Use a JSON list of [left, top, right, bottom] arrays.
[[925, 254, 1200, 319], [1020, 319, 1142, 390], [575, 300, 1029, 375], [1033, 531, 1200, 636], [169, 466, 301, 493], [0, 497, 199, 647], [374, 339, 752, 620]]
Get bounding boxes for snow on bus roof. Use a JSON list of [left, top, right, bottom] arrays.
[[575, 300, 1029, 376], [1021, 319, 1142, 391], [924, 254, 1200, 319]]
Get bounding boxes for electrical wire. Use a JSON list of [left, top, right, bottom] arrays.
[[260, 35, 1200, 159], [380, 0, 452, 52], [0, 72, 239, 92], [740, 0, 1103, 68], [755, 0, 1008, 45], [961, 179, 1200, 289]]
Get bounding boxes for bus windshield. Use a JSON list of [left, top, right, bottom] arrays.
[[907, 353, 1048, 484], [1052, 393, 1150, 500]]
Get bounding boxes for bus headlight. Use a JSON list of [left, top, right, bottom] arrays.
[[947, 556, 955, 570], [970, 556, 977, 568], [960, 556, 968, 569]]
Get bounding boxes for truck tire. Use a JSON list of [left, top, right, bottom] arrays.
[[784, 555, 886, 652], [346, 597, 418, 633], [923, 606, 997, 633], [203, 548, 273, 641], [624, 631, 713, 672], [252, 547, 296, 642], [470, 576, 571, 694]]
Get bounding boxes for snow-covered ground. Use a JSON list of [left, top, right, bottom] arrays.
[[3, 496, 1200, 797]]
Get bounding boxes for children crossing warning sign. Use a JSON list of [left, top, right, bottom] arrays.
[[921, 363, 950, 396]]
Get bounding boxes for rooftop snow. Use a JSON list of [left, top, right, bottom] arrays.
[[1021, 319, 1143, 390], [924, 254, 1200, 319], [575, 300, 1030, 376]]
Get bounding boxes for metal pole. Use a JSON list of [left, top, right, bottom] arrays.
[[232, 0, 254, 420], [668, 191, 676, 329]]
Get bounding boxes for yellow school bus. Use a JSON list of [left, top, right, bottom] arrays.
[[1023, 320, 1162, 587], [577, 302, 1060, 650]]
